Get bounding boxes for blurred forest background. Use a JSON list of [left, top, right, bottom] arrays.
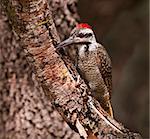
[[0, 0, 149, 138], [78, 0, 149, 137]]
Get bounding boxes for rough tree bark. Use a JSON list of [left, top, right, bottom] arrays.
[[0, 0, 142, 139], [0, 0, 79, 139]]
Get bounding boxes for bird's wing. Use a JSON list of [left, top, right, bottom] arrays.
[[96, 43, 112, 96]]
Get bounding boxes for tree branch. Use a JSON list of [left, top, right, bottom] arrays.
[[1, 0, 142, 138]]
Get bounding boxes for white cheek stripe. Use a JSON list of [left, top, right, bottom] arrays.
[[88, 43, 97, 52], [79, 45, 86, 57]]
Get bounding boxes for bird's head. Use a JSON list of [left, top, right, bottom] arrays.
[[57, 23, 96, 49]]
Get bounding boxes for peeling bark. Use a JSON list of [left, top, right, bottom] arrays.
[[1, 0, 142, 138]]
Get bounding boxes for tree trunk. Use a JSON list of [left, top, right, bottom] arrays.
[[0, 0, 142, 139], [0, 0, 79, 139]]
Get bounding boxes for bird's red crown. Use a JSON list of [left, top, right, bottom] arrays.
[[76, 23, 91, 29]]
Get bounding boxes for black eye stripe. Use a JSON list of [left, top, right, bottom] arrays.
[[78, 33, 93, 38], [78, 33, 85, 38], [85, 33, 92, 37]]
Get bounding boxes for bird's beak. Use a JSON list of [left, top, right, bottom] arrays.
[[56, 37, 90, 49]]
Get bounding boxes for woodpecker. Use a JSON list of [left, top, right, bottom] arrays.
[[57, 23, 113, 117]]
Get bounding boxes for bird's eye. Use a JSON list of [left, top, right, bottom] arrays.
[[78, 33, 85, 38]]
